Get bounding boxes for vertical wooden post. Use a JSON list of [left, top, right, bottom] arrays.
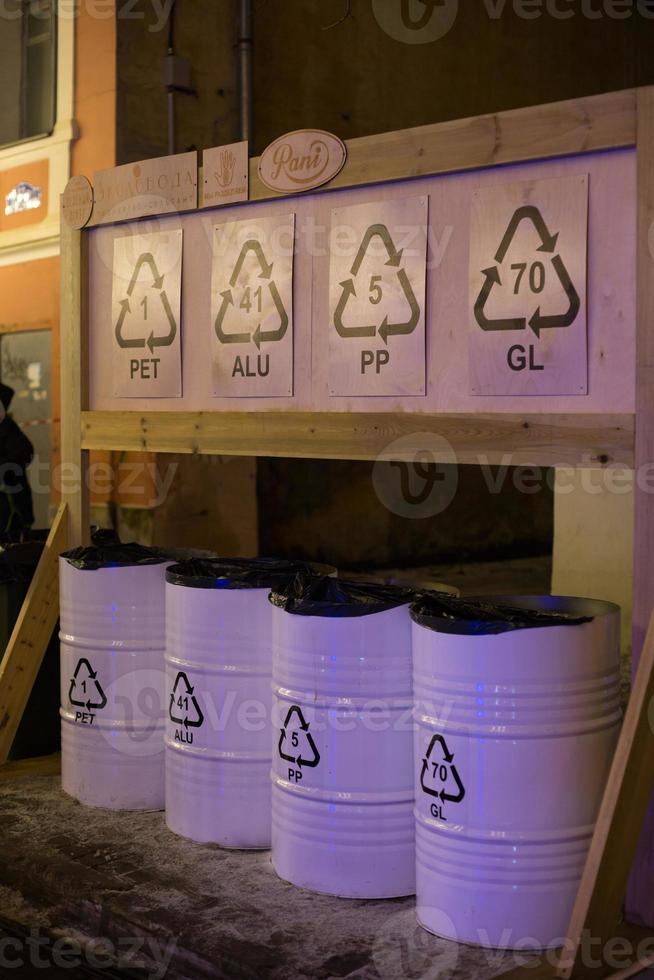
[[626, 85, 654, 929], [59, 218, 90, 548]]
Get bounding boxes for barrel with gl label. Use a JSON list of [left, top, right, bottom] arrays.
[[59, 543, 168, 810], [270, 577, 417, 898], [165, 558, 312, 848], [412, 593, 621, 949]]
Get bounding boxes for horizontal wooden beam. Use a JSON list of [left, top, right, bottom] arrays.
[[86, 90, 636, 227], [248, 89, 636, 201], [81, 411, 634, 468]]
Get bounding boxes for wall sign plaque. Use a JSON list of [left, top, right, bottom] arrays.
[[258, 130, 346, 194], [201, 141, 249, 208], [328, 196, 428, 397], [5, 181, 42, 217], [61, 176, 94, 229], [94, 152, 197, 224], [469, 174, 589, 396], [111, 229, 183, 398], [211, 213, 295, 397]]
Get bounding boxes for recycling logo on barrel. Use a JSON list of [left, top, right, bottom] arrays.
[[211, 214, 295, 397], [168, 670, 204, 746], [468, 174, 588, 397], [278, 705, 320, 784], [328, 197, 428, 397], [420, 733, 466, 821], [69, 657, 107, 725]]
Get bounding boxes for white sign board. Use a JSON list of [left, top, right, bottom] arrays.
[[211, 213, 295, 397], [469, 174, 588, 396], [111, 229, 183, 397], [201, 141, 249, 209], [328, 196, 427, 396]]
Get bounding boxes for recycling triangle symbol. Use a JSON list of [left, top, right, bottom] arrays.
[[473, 205, 580, 339], [278, 705, 320, 769], [215, 239, 289, 350], [334, 223, 420, 345], [69, 658, 107, 712], [169, 671, 204, 729], [115, 252, 177, 353], [420, 733, 466, 805]]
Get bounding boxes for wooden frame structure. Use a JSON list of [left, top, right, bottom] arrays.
[[1, 85, 652, 977]]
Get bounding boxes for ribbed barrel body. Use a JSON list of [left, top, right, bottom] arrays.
[[271, 603, 415, 898], [413, 596, 621, 949], [165, 584, 273, 848], [59, 557, 167, 811]]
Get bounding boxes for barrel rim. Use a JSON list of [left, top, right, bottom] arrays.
[[411, 593, 620, 635], [165, 557, 312, 590], [270, 576, 417, 618], [472, 594, 621, 623]]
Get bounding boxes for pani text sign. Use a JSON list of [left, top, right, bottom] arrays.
[[469, 174, 588, 396], [211, 213, 295, 397], [328, 196, 428, 396], [111, 229, 183, 398]]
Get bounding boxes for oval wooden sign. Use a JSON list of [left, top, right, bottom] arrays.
[[258, 130, 347, 194], [61, 175, 94, 229]]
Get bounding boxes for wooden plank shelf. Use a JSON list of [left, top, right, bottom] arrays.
[[80, 410, 635, 467]]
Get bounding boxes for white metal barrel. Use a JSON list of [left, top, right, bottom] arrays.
[[412, 593, 621, 949], [59, 544, 168, 811], [271, 578, 417, 898], [165, 558, 313, 848]]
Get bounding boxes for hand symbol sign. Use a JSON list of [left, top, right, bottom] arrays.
[[218, 149, 236, 188]]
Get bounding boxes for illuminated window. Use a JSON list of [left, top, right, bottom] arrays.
[[0, 1, 57, 148]]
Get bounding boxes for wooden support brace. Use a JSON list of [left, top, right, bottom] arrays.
[[0, 503, 68, 765], [555, 608, 654, 976]]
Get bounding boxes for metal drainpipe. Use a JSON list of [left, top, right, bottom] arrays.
[[167, 0, 177, 155], [168, 0, 176, 156], [238, 0, 253, 144], [167, 88, 175, 156]]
